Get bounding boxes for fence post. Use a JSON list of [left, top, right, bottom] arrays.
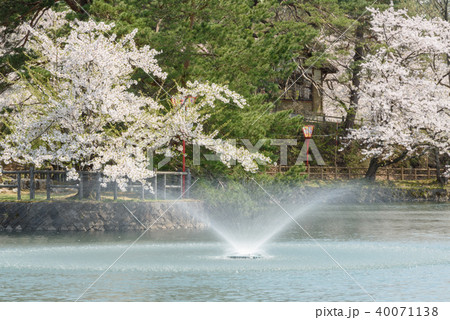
[[96, 172, 101, 201], [186, 169, 191, 198], [386, 168, 390, 181], [154, 174, 158, 200], [414, 168, 417, 180], [427, 167, 431, 179], [334, 166, 337, 180], [113, 181, 118, 200], [46, 171, 51, 200], [78, 172, 83, 200], [29, 166, 35, 200], [163, 174, 167, 200], [320, 167, 324, 180], [180, 173, 183, 198], [401, 167, 404, 180], [17, 173, 21, 200]]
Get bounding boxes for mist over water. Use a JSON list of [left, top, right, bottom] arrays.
[[186, 181, 363, 257]]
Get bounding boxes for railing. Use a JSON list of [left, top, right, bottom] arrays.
[[268, 166, 438, 181], [0, 169, 191, 201], [302, 114, 365, 125]]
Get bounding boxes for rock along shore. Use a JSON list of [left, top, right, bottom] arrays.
[[0, 201, 208, 232]]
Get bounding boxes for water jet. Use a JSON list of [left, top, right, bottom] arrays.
[[184, 183, 356, 258], [226, 254, 263, 259]]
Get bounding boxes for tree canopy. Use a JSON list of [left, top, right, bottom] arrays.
[[0, 13, 269, 188], [1, 0, 448, 184], [346, 6, 450, 180]]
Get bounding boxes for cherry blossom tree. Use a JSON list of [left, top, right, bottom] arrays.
[[346, 7, 450, 183], [0, 12, 269, 194]]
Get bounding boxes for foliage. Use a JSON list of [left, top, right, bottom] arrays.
[[81, 0, 352, 170], [0, 13, 269, 190], [3, 1, 448, 185], [192, 166, 307, 219], [87, 1, 318, 94], [322, 0, 392, 128], [346, 7, 450, 177], [398, 0, 449, 20]]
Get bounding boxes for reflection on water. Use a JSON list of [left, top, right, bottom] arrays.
[[0, 203, 449, 301]]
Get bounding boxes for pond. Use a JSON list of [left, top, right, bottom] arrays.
[[0, 202, 449, 301]]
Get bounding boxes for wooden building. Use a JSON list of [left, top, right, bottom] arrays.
[[275, 65, 337, 115]]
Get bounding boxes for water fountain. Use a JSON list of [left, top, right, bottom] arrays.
[[181, 182, 355, 259]]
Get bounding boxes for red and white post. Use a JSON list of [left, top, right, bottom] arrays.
[[302, 125, 314, 167]]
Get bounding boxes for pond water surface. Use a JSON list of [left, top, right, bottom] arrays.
[[0, 203, 449, 301]]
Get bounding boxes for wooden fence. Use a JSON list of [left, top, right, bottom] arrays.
[[0, 168, 191, 201], [303, 114, 365, 125], [268, 166, 438, 181]]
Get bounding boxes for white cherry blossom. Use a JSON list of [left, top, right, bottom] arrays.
[[1, 11, 269, 189], [347, 7, 450, 176]]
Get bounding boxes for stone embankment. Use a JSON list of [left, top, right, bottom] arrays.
[[294, 185, 449, 203], [372, 187, 448, 202], [0, 201, 207, 232], [348, 186, 449, 202]]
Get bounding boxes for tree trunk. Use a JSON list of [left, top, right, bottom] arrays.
[[435, 149, 448, 187], [75, 172, 100, 199], [64, 0, 92, 13], [365, 151, 409, 182], [365, 156, 380, 181], [181, 12, 195, 86], [345, 23, 364, 130]]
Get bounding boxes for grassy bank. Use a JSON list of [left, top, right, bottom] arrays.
[[0, 179, 448, 203]]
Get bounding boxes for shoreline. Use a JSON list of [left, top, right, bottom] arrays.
[[0, 183, 448, 233], [0, 201, 208, 232], [295, 183, 449, 203]]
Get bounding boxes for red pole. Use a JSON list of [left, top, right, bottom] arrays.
[[302, 125, 314, 167], [306, 138, 310, 167]]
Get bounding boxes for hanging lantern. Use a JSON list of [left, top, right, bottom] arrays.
[[302, 125, 314, 138], [171, 96, 183, 107]]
